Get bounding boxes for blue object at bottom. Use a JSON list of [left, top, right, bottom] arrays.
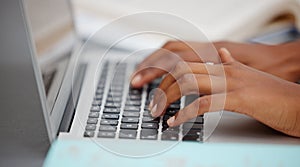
[[44, 140, 300, 167]]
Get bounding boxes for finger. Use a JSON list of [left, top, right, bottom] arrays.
[[131, 68, 166, 88], [219, 48, 235, 63], [131, 49, 179, 87], [130, 51, 194, 88], [162, 41, 194, 51], [151, 74, 225, 117], [165, 41, 221, 63], [131, 41, 214, 87], [131, 43, 223, 87], [158, 62, 225, 93], [167, 93, 236, 127]]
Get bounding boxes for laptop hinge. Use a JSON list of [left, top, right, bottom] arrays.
[[58, 63, 87, 133]]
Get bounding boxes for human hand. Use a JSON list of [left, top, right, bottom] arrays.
[[130, 41, 221, 88], [131, 41, 300, 88], [150, 48, 300, 137]]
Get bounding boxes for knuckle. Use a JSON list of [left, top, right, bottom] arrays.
[[224, 66, 234, 77], [173, 61, 186, 74], [198, 96, 210, 108], [178, 74, 194, 84], [163, 41, 176, 49], [178, 109, 188, 120]]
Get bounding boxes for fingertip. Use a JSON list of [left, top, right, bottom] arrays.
[[167, 116, 175, 126], [220, 47, 230, 56], [131, 74, 143, 88], [219, 47, 234, 63]]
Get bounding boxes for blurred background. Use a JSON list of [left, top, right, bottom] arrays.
[[71, 0, 300, 49]]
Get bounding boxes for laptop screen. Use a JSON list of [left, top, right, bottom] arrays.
[[23, 0, 77, 113]]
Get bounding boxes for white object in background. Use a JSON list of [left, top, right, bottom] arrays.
[[72, 0, 300, 51]]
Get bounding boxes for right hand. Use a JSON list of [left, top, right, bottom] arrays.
[[150, 48, 300, 137]]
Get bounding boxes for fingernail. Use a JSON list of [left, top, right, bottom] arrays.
[[131, 74, 142, 85], [167, 116, 175, 126], [151, 104, 157, 116], [149, 100, 154, 109]]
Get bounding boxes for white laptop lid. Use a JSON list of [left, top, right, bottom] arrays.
[[23, 0, 80, 139]]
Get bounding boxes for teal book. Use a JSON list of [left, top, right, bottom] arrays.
[[44, 140, 300, 167]]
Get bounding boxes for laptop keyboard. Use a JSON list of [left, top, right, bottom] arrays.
[[83, 62, 203, 142]]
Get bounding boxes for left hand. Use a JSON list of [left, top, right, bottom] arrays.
[[149, 48, 300, 137]]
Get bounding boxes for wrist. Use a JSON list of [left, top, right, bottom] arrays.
[[212, 41, 269, 65], [277, 41, 300, 81], [285, 83, 300, 137]]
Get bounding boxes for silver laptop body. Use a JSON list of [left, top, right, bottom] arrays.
[[1, 0, 299, 166]]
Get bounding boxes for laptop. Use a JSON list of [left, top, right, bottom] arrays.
[[1, 0, 300, 166]]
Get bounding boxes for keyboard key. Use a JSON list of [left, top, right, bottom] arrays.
[[142, 117, 159, 123], [106, 96, 122, 103], [98, 131, 116, 138], [183, 123, 203, 130], [110, 82, 124, 87], [122, 112, 140, 117], [143, 110, 151, 117], [103, 108, 120, 114], [161, 132, 179, 141], [141, 123, 158, 129], [97, 83, 105, 89], [97, 82, 105, 89], [187, 117, 204, 124], [101, 114, 119, 120], [121, 117, 139, 123], [182, 134, 202, 141], [85, 124, 96, 131], [124, 106, 140, 112], [96, 89, 104, 95], [182, 129, 203, 136], [127, 95, 141, 101], [120, 123, 138, 130], [140, 129, 158, 140], [89, 112, 100, 118], [125, 100, 141, 106], [92, 100, 102, 106], [129, 89, 142, 95], [100, 119, 118, 126], [119, 130, 137, 139], [108, 91, 122, 97], [109, 86, 123, 92], [168, 103, 180, 109], [165, 109, 178, 116], [162, 126, 179, 133], [99, 125, 117, 132], [94, 94, 103, 101], [87, 118, 98, 124], [90, 106, 100, 112], [84, 131, 95, 137], [105, 102, 121, 108]]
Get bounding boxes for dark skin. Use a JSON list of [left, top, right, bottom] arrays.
[[131, 41, 300, 137]]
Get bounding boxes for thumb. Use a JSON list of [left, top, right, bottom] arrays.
[[219, 48, 235, 63]]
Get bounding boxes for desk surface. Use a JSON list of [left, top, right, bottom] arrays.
[[44, 139, 300, 167]]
